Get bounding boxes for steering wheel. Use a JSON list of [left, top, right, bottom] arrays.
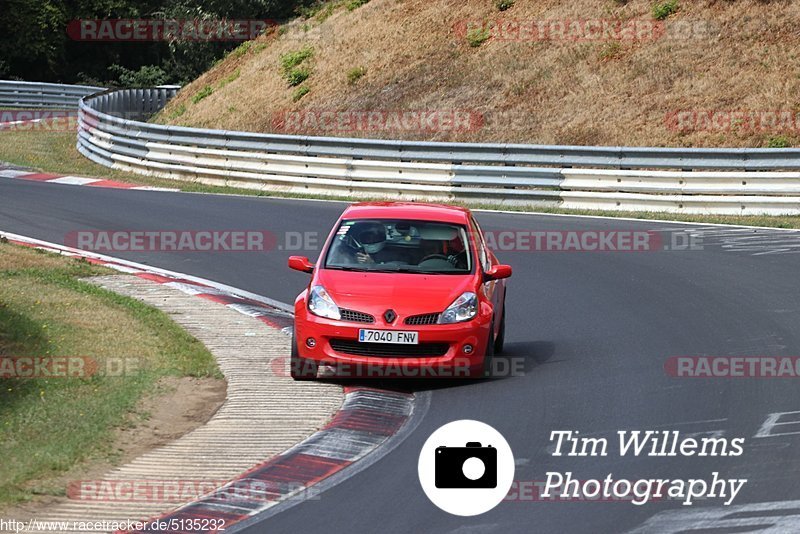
[[419, 254, 449, 263]]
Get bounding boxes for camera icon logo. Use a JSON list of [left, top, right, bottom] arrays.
[[435, 442, 497, 489], [418, 420, 514, 516]]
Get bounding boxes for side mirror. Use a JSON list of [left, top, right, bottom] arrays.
[[288, 256, 314, 273], [484, 264, 512, 281]]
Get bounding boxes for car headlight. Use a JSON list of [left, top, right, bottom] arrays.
[[308, 285, 341, 320], [438, 291, 478, 324]]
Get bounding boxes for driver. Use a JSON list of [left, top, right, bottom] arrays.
[[353, 221, 390, 264], [349, 221, 415, 265]]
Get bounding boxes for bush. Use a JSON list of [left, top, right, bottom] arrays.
[[466, 26, 491, 48], [108, 64, 168, 88], [315, 2, 338, 22], [652, 1, 679, 20], [495, 0, 514, 11], [285, 67, 311, 86], [76, 72, 104, 87], [347, 0, 370, 11], [280, 46, 314, 75], [292, 85, 310, 102], [191, 85, 213, 104], [229, 41, 251, 59], [297, 2, 325, 18], [767, 135, 792, 148], [347, 66, 367, 84]]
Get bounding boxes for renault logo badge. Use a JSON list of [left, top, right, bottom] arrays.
[[384, 309, 397, 323]]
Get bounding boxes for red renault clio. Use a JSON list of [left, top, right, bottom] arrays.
[[287, 202, 511, 379]]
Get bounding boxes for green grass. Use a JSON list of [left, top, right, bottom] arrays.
[[292, 85, 311, 102], [167, 103, 186, 120], [229, 41, 251, 59], [280, 46, 315, 75], [297, 2, 327, 19], [347, 66, 367, 85], [466, 26, 492, 48], [767, 135, 792, 148], [652, 0, 679, 20], [285, 67, 311, 87], [0, 243, 220, 506], [346, 0, 370, 11], [1, 129, 800, 230], [280, 46, 315, 87], [314, 2, 339, 22], [191, 85, 213, 104], [495, 0, 514, 11], [218, 69, 241, 89], [598, 42, 622, 61]]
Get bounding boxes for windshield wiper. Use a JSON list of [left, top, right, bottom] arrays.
[[372, 266, 457, 275], [326, 265, 369, 272]]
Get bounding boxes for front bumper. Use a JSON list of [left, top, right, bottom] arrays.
[[294, 301, 492, 378]]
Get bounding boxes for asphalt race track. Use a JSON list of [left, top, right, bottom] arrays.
[[3, 176, 800, 533]]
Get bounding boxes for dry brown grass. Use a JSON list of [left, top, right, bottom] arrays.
[[155, 0, 800, 147]]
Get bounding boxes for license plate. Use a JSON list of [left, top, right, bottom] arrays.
[[358, 329, 419, 344]]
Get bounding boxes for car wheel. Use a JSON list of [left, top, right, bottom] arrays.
[[290, 329, 317, 380], [481, 319, 496, 378], [494, 303, 506, 354]]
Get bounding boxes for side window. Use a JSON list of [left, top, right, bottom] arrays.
[[471, 217, 490, 272]]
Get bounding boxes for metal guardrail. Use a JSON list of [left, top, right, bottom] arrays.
[[6, 82, 800, 215], [0, 80, 105, 109], [81, 92, 800, 171]]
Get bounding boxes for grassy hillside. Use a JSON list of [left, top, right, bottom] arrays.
[[156, 0, 800, 148]]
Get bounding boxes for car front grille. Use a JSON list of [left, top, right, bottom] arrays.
[[339, 308, 375, 324], [404, 312, 440, 325], [330, 339, 449, 357]]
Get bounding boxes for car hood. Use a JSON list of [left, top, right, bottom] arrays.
[[315, 269, 475, 317]]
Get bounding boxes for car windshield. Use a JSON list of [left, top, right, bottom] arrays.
[[324, 219, 472, 274]]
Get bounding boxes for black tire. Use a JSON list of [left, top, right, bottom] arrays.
[[494, 303, 506, 354], [290, 329, 317, 380], [482, 319, 496, 378]]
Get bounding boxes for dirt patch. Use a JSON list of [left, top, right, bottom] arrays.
[[118, 376, 227, 456], [3, 376, 226, 518]]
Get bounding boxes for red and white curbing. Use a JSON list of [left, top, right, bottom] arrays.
[[0, 230, 418, 534], [130, 386, 414, 533], [0, 168, 178, 191]]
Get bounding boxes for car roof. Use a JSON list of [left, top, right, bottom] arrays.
[[342, 202, 471, 224]]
